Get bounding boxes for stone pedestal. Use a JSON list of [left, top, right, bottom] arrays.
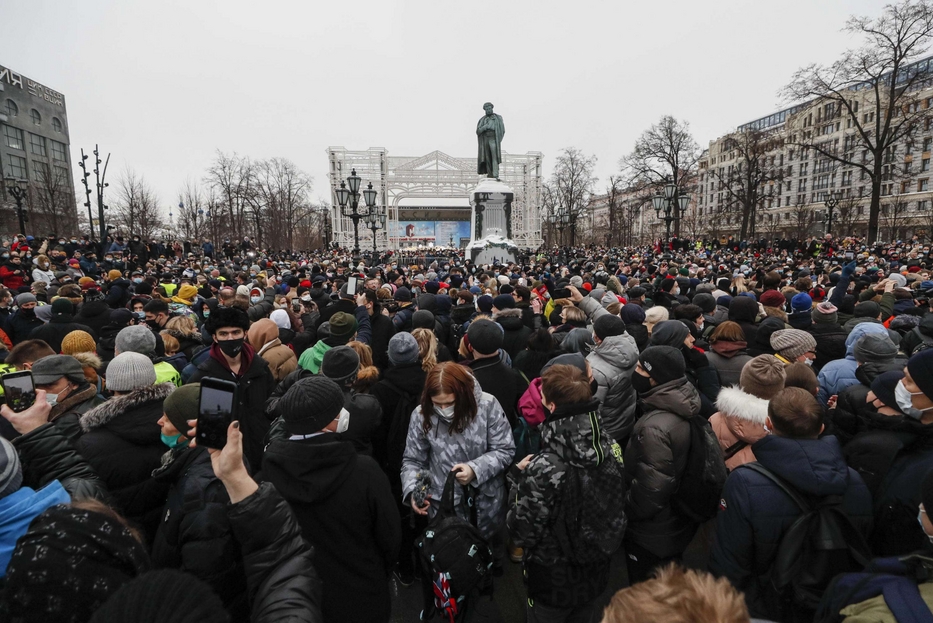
[[467, 179, 518, 264]]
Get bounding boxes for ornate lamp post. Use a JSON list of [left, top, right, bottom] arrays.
[[334, 169, 377, 255], [652, 183, 689, 246], [824, 191, 840, 236], [547, 207, 570, 246], [364, 208, 386, 253], [4, 179, 28, 235]]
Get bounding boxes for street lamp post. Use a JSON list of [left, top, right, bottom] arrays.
[[4, 179, 28, 235], [652, 183, 690, 247], [334, 169, 377, 255], [322, 211, 333, 249], [824, 191, 840, 236], [92, 146, 110, 242], [364, 208, 386, 253], [547, 207, 570, 246]]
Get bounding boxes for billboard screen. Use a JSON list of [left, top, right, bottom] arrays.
[[396, 221, 471, 242]]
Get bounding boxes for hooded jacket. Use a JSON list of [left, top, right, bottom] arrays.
[[709, 435, 872, 618], [706, 341, 752, 388], [624, 379, 702, 557], [817, 323, 893, 405], [465, 351, 528, 428], [28, 314, 96, 353], [495, 308, 533, 359], [508, 398, 626, 607], [901, 314, 933, 356], [248, 319, 297, 382], [75, 383, 176, 539], [709, 386, 769, 471], [401, 376, 515, 539], [369, 362, 427, 490], [728, 297, 760, 345], [807, 321, 849, 372], [261, 435, 400, 623]]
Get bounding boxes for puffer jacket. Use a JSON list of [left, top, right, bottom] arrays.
[[818, 323, 894, 405], [709, 435, 873, 619], [830, 360, 909, 444], [624, 379, 702, 558], [807, 322, 849, 372], [76, 383, 175, 538], [708, 386, 769, 471], [248, 319, 297, 383], [496, 308, 533, 359], [508, 397, 626, 608], [228, 482, 323, 623], [11, 421, 109, 502], [401, 375, 515, 539], [901, 314, 933, 357], [150, 445, 247, 619]]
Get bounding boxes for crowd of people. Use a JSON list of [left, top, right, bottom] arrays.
[[1, 229, 933, 622]]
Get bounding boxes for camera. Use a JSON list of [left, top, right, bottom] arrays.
[[412, 472, 431, 507]]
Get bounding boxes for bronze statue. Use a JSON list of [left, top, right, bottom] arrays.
[[476, 102, 505, 179]]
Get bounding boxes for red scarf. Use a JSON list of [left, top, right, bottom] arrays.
[[209, 341, 256, 377]]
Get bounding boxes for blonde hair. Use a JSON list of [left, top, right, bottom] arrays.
[[165, 315, 198, 337], [561, 305, 586, 323], [347, 340, 379, 394], [731, 275, 748, 294], [602, 564, 749, 623], [160, 331, 180, 356], [412, 327, 438, 372]]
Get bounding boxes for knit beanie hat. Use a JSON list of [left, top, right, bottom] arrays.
[[394, 287, 412, 302], [660, 278, 676, 293], [162, 384, 199, 435], [639, 346, 685, 385], [870, 370, 904, 410], [116, 325, 157, 356], [650, 320, 690, 348], [619, 304, 646, 324], [693, 293, 716, 314], [328, 312, 358, 343], [569, 275, 584, 289], [476, 295, 494, 314], [909, 349, 933, 401], [739, 354, 787, 400], [61, 330, 96, 355], [78, 276, 96, 289], [760, 290, 786, 309], [321, 346, 360, 384], [467, 319, 504, 355], [540, 352, 589, 377], [717, 295, 733, 308], [0, 437, 22, 499], [51, 298, 73, 317], [279, 377, 346, 435], [88, 569, 227, 623], [811, 301, 838, 325], [770, 329, 817, 361], [854, 301, 882, 319], [108, 269, 122, 281], [791, 292, 813, 313], [412, 310, 435, 330], [852, 333, 897, 364], [107, 352, 157, 392], [388, 332, 419, 365], [593, 314, 626, 340], [492, 294, 515, 310], [175, 284, 198, 302], [14, 293, 36, 307]]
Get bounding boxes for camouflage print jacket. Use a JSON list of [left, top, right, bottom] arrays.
[[401, 374, 515, 540], [507, 398, 626, 566]]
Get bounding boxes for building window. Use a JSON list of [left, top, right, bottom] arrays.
[[920, 179, 929, 192], [50, 140, 66, 162], [2, 124, 24, 150], [33, 161, 50, 183], [919, 200, 929, 213], [52, 117, 62, 133], [5, 154, 26, 179], [3, 99, 16, 117], [29, 133, 46, 157], [924, 158, 930, 172], [925, 137, 933, 152], [54, 165, 68, 182], [29, 109, 41, 125], [857, 205, 865, 215]]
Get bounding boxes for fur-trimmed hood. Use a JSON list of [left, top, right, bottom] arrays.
[[79, 382, 175, 433], [493, 308, 523, 320], [714, 385, 769, 425], [71, 350, 102, 371]]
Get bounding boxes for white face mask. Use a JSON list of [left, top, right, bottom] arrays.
[[335, 408, 350, 434], [896, 381, 932, 420], [301, 294, 311, 302], [434, 404, 456, 422], [45, 390, 61, 407], [803, 358, 813, 367]]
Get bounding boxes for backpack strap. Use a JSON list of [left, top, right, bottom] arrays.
[[723, 439, 749, 461], [438, 470, 479, 527], [881, 576, 933, 622], [743, 462, 813, 514]]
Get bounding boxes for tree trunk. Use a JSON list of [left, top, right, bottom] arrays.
[[868, 161, 883, 243]]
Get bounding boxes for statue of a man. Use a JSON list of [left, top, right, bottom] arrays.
[[476, 102, 505, 179]]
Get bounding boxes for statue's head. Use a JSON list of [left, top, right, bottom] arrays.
[[483, 102, 494, 115]]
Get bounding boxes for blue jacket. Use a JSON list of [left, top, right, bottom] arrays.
[[0, 481, 70, 576], [817, 323, 892, 405], [709, 434, 872, 618]]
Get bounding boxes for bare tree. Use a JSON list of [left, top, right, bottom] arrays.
[[29, 162, 78, 236], [706, 129, 785, 240], [881, 193, 911, 239], [791, 200, 818, 239], [175, 178, 211, 243], [833, 194, 862, 236], [784, 0, 933, 243], [252, 158, 314, 251], [205, 151, 255, 243], [621, 115, 699, 237], [112, 168, 164, 239], [549, 148, 598, 246]]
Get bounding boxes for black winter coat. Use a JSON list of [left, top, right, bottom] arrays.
[[228, 482, 323, 623], [369, 362, 426, 488], [466, 353, 528, 428], [151, 446, 248, 621], [188, 350, 276, 472], [496, 308, 533, 360], [75, 383, 175, 539], [76, 299, 114, 337], [807, 322, 848, 372], [368, 312, 396, 372], [7, 310, 43, 345], [625, 323, 649, 352], [12, 421, 109, 502], [29, 315, 96, 353], [261, 436, 401, 623]]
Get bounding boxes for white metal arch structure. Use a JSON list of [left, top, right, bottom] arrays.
[[327, 147, 543, 250]]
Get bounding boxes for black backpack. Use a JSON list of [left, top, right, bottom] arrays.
[[909, 328, 933, 356], [416, 471, 494, 622], [670, 414, 728, 523], [744, 462, 872, 622]]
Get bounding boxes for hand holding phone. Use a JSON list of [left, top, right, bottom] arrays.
[[347, 275, 359, 297], [2, 371, 36, 413], [197, 378, 237, 450]]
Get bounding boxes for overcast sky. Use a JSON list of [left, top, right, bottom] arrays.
[[0, 0, 893, 215]]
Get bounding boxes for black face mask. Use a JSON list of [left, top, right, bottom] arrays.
[[589, 379, 599, 396], [145, 319, 161, 330], [20, 308, 34, 318], [218, 337, 244, 358], [631, 373, 654, 395]]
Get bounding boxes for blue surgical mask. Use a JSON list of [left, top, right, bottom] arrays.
[[160, 432, 189, 449]]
